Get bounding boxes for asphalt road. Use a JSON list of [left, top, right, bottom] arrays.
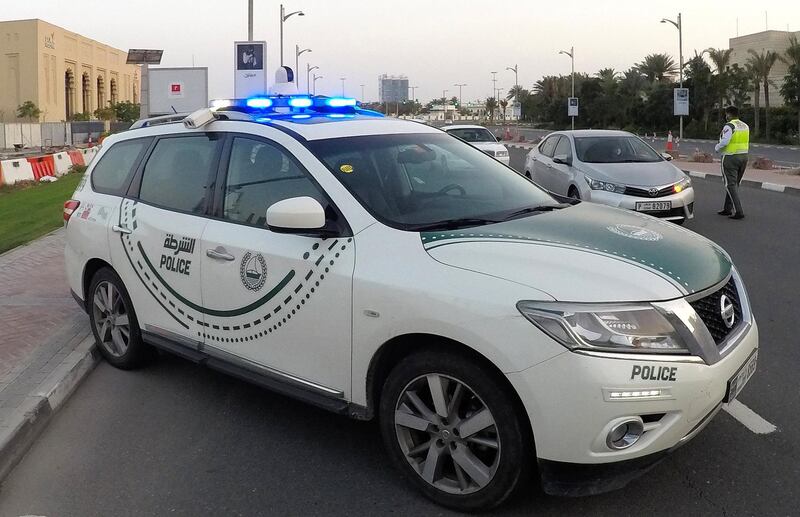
[[1, 150, 799, 516], [481, 125, 800, 167]]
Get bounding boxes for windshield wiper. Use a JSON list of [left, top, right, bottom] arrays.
[[408, 217, 503, 232], [500, 204, 568, 221]]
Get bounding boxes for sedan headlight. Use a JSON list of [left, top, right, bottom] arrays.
[[517, 301, 689, 353], [673, 176, 691, 193], [584, 175, 626, 194], [495, 150, 509, 158]]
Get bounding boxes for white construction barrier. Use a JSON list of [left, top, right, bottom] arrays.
[[0, 158, 35, 185], [52, 152, 72, 176]]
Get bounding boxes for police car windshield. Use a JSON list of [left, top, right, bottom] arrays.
[[446, 128, 497, 143], [307, 133, 557, 230], [574, 136, 662, 163]]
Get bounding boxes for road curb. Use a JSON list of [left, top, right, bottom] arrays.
[[0, 335, 98, 482]]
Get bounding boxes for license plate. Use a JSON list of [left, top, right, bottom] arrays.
[[635, 201, 672, 212], [725, 350, 758, 403]]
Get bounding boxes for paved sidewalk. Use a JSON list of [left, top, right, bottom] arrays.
[[0, 229, 97, 480]]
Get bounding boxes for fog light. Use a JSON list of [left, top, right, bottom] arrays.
[[606, 419, 644, 450]]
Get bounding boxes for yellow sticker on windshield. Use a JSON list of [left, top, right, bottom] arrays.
[[339, 164, 354, 174]]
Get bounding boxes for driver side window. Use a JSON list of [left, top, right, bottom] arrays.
[[223, 137, 327, 227]]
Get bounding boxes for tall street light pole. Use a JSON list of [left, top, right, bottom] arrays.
[[306, 64, 318, 94], [280, 4, 305, 67], [453, 83, 466, 112], [248, 0, 254, 40], [661, 13, 684, 140], [443, 89, 449, 121], [340, 77, 346, 96], [295, 45, 311, 88], [558, 47, 575, 130], [312, 74, 322, 95], [360, 84, 365, 102], [490, 71, 498, 100], [506, 64, 518, 121]]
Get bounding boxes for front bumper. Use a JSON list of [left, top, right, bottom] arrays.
[[587, 187, 695, 221], [507, 319, 758, 494]]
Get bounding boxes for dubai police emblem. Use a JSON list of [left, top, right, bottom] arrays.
[[240, 252, 267, 291], [606, 224, 663, 242]]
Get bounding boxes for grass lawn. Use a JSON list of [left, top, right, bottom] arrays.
[[0, 173, 84, 254]]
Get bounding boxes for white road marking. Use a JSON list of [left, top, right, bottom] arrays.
[[723, 399, 777, 434], [688, 171, 707, 179]]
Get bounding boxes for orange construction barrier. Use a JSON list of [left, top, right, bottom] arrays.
[[27, 155, 56, 181], [68, 150, 85, 166]]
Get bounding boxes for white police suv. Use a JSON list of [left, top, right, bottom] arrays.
[[64, 95, 758, 511]]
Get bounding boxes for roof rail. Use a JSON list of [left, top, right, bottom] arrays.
[[129, 113, 189, 129]]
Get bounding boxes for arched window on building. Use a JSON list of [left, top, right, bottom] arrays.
[[82, 72, 91, 115], [110, 78, 118, 104], [65, 69, 75, 119], [97, 76, 105, 110]]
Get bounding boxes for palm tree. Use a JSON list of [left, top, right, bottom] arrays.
[[635, 54, 678, 83], [506, 85, 529, 102], [706, 48, 733, 120], [780, 35, 800, 143], [499, 98, 508, 124], [745, 63, 761, 137], [596, 68, 618, 83], [748, 49, 781, 140], [485, 97, 498, 124]]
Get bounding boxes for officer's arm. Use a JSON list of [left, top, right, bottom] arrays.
[[714, 124, 733, 152]]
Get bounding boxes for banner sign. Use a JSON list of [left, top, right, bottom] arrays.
[[234, 41, 267, 98], [568, 97, 579, 117], [674, 88, 689, 116]]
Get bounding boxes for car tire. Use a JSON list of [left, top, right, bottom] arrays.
[[88, 267, 152, 369], [379, 349, 529, 512], [672, 218, 686, 225]]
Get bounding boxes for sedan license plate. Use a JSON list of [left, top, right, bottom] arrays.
[[725, 350, 758, 403], [635, 201, 672, 212]]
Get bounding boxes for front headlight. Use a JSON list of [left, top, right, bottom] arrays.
[[495, 150, 509, 157], [517, 301, 689, 353], [673, 176, 691, 193], [584, 175, 626, 194]]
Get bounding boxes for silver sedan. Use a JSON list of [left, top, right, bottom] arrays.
[[523, 130, 694, 223]]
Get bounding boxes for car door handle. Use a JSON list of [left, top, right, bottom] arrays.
[[112, 225, 132, 234], [206, 247, 235, 261]]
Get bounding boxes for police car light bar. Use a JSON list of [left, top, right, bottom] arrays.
[[210, 95, 361, 113]]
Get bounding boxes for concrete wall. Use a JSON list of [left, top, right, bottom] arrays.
[[0, 123, 73, 149], [729, 30, 800, 107]]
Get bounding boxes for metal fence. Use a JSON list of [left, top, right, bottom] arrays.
[[70, 121, 105, 145], [0, 123, 74, 149]]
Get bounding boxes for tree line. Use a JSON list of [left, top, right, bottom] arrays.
[[505, 37, 800, 144]]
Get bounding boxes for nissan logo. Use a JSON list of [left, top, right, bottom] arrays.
[[648, 187, 659, 197], [720, 294, 735, 329]]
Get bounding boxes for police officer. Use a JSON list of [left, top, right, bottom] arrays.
[[714, 105, 749, 219]]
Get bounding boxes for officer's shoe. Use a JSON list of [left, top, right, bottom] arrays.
[[717, 210, 733, 216], [730, 213, 745, 220]]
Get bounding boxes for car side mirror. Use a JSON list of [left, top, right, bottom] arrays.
[[660, 152, 674, 161], [553, 154, 572, 166], [267, 196, 326, 232]]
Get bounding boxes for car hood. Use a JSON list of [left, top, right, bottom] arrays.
[[577, 160, 684, 187], [421, 203, 731, 302]]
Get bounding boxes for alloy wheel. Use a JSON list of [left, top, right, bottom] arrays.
[[92, 281, 131, 357], [394, 373, 500, 495]]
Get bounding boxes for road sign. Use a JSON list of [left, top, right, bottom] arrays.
[[674, 88, 689, 116], [568, 97, 579, 117], [234, 41, 267, 98]]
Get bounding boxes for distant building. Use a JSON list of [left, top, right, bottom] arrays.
[[0, 19, 140, 122], [729, 29, 800, 107], [379, 74, 409, 103]]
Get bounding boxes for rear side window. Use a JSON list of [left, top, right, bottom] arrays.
[[539, 136, 559, 157], [91, 138, 150, 195], [138, 135, 220, 214]]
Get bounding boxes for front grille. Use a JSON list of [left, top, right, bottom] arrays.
[[689, 276, 743, 345], [625, 185, 675, 198]]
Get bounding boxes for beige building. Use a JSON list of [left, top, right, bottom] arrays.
[[729, 29, 800, 107], [0, 19, 140, 122]]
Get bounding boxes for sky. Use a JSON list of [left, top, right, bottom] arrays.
[[4, 0, 799, 103]]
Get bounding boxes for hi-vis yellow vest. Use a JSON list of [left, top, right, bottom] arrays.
[[722, 119, 750, 155]]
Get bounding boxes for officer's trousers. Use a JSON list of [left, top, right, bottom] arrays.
[[721, 153, 748, 215]]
